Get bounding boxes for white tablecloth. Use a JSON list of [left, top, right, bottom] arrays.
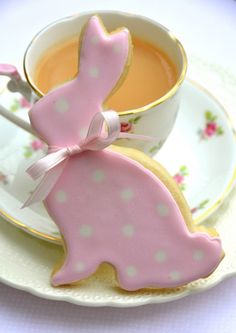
[[1, 0, 236, 332], [1, 278, 236, 333]]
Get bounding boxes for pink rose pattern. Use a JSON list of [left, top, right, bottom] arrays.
[[23, 136, 47, 158], [120, 116, 142, 133], [172, 167, 209, 215], [8, 97, 46, 158], [10, 97, 31, 112], [173, 166, 188, 191], [0, 171, 9, 185], [191, 200, 209, 214], [30, 139, 45, 151], [19, 97, 31, 108], [198, 111, 224, 140], [120, 122, 132, 133]]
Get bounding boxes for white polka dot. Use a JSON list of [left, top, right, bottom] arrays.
[[156, 203, 170, 217], [54, 97, 69, 113], [120, 188, 134, 202], [92, 170, 105, 183], [126, 266, 137, 277], [79, 224, 93, 238], [89, 66, 99, 78], [122, 224, 135, 238], [91, 35, 99, 44], [155, 250, 167, 263], [75, 261, 85, 272], [79, 127, 87, 139], [55, 190, 67, 203], [112, 44, 121, 54], [193, 249, 204, 261], [169, 271, 182, 281]]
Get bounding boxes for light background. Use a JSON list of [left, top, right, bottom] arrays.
[[0, 0, 236, 332]]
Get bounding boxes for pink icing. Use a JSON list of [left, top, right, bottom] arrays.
[[29, 16, 130, 147], [46, 150, 222, 290], [28, 15, 222, 290]]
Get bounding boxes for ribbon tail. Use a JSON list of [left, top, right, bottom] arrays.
[[26, 148, 68, 179], [22, 161, 66, 208]]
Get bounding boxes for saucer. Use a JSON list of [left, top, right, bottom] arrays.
[[0, 57, 236, 307], [0, 79, 235, 243], [156, 79, 236, 223]]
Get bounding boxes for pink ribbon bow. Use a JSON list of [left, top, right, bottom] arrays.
[[23, 111, 156, 208]]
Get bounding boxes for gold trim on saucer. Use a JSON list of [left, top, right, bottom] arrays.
[[195, 167, 236, 224], [0, 209, 62, 244], [187, 78, 236, 224], [23, 11, 187, 116]]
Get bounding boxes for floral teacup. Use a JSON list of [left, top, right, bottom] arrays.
[[0, 11, 187, 155]]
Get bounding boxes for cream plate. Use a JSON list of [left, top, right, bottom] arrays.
[[0, 59, 236, 307]]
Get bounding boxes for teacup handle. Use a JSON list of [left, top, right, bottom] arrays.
[[0, 64, 36, 135], [0, 64, 33, 102]]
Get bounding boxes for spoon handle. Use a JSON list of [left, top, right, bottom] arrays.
[[0, 103, 36, 136]]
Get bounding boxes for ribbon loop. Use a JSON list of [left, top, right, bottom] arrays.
[[23, 110, 157, 208]]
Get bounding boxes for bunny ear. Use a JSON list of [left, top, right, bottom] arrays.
[[79, 15, 106, 45], [29, 16, 132, 147], [78, 15, 132, 104]]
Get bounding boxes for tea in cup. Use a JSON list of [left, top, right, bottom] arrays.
[[1, 11, 187, 154]]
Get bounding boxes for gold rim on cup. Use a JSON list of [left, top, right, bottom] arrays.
[[23, 11, 188, 116]]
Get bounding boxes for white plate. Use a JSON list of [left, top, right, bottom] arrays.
[[0, 59, 236, 307], [0, 79, 235, 243]]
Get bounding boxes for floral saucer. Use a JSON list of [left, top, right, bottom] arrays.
[[156, 79, 236, 223], [0, 78, 235, 244]]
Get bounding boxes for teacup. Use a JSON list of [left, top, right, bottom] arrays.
[[0, 11, 187, 155]]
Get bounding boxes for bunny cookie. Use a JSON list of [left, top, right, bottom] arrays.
[[26, 16, 223, 291]]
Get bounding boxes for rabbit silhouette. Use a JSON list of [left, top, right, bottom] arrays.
[[29, 16, 223, 290]]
